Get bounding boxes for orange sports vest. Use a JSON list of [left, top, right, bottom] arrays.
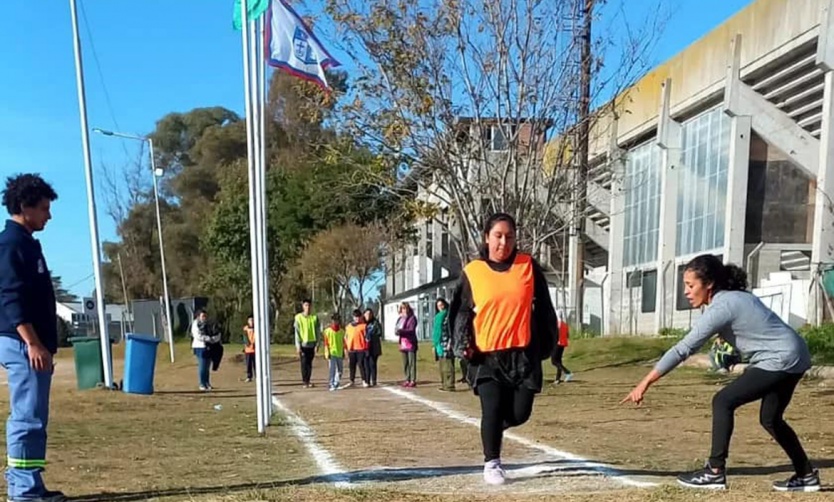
[[345, 323, 368, 352], [464, 253, 534, 353], [243, 326, 256, 354]]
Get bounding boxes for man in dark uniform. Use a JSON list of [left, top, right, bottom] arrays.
[[0, 174, 64, 502]]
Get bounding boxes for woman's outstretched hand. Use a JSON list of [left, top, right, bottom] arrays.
[[620, 383, 647, 406], [620, 369, 662, 406]]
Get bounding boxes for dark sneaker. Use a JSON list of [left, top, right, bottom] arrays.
[[677, 465, 727, 490], [773, 470, 821, 492]]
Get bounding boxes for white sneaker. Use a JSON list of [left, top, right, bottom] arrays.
[[564, 373, 573, 382], [483, 459, 506, 485], [362, 381, 370, 388]]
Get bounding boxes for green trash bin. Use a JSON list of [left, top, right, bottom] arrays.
[[68, 336, 104, 390]]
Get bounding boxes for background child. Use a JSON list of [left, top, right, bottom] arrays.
[[243, 316, 255, 382], [345, 309, 370, 388], [551, 314, 573, 384], [709, 336, 740, 374], [323, 314, 346, 391]]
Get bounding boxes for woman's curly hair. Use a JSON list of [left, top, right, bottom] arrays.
[[2, 174, 57, 216]]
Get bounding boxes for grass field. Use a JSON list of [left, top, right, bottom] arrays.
[[0, 337, 830, 501]]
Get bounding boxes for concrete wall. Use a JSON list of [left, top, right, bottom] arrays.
[[745, 132, 816, 244], [586, 0, 824, 155]]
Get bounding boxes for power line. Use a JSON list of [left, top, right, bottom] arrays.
[[66, 273, 95, 291], [78, 0, 134, 161]]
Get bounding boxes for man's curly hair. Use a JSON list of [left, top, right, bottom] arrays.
[[2, 174, 58, 216]]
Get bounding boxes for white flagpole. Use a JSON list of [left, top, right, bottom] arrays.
[[260, 17, 273, 419], [240, 0, 266, 434], [69, 0, 114, 389], [250, 16, 268, 429], [256, 16, 273, 422]]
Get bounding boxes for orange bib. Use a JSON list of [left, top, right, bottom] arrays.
[[345, 323, 368, 352], [464, 253, 534, 352], [243, 327, 256, 354]]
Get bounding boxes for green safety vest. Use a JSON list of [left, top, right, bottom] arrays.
[[295, 313, 319, 345], [323, 327, 345, 358]]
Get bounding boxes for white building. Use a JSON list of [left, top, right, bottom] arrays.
[[56, 301, 132, 340], [383, 0, 834, 336]]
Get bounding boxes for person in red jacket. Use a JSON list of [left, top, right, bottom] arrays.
[[551, 314, 573, 384]]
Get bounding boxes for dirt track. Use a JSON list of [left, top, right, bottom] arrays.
[[272, 356, 654, 495]]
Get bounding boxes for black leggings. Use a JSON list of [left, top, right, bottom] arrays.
[[348, 351, 368, 384], [299, 347, 315, 384], [367, 354, 379, 385], [478, 379, 536, 462], [551, 346, 571, 381], [710, 367, 813, 475]]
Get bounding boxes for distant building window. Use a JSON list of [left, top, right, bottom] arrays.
[[676, 107, 730, 256], [484, 125, 516, 151], [623, 142, 661, 267], [641, 269, 657, 313], [676, 264, 691, 311]]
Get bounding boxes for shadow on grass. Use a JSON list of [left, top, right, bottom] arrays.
[[68, 460, 613, 501], [615, 458, 834, 477], [154, 389, 237, 396], [70, 458, 834, 501]]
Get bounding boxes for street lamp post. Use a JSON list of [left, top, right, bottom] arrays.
[[94, 128, 176, 363]]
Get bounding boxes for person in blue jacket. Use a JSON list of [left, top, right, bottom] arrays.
[[0, 174, 65, 502]]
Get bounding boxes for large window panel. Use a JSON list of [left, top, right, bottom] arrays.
[[623, 142, 661, 267], [676, 107, 730, 257]]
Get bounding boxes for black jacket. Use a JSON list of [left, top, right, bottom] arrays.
[[365, 319, 383, 357], [0, 220, 58, 353], [448, 251, 558, 394]]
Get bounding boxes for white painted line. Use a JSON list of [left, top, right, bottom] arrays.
[[271, 395, 352, 487], [382, 386, 656, 488]]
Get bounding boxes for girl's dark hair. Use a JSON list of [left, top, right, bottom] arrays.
[[3, 173, 58, 216], [436, 298, 448, 309], [363, 308, 375, 319], [684, 254, 748, 292], [352, 309, 363, 318], [483, 212, 517, 236], [330, 313, 341, 323], [479, 212, 518, 259]]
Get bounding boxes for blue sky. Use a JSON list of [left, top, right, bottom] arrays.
[[0, 0, 752, 297]]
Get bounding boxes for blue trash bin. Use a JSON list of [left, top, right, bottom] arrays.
[[123, 333, 161, 395]]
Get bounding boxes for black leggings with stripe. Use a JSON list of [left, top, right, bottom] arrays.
[[478, 379, 535, 462]]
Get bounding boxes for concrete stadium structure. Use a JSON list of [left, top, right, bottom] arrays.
[[383, 0, 834, 337]]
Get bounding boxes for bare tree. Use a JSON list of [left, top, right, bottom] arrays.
[[297, 223, 387, 313], [99, 145, 151, 228], [324, 0, 665, 266]]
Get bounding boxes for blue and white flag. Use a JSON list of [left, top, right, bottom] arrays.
[[266, 0, 341, 91]]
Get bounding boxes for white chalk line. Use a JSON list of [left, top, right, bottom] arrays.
[[382, 386, 657, 488], [269, 392, 610, 488], [270, 395, 353, 487]]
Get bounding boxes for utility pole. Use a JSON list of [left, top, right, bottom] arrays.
[[117, 253, 132, 332], [568, 0, 593, 331]]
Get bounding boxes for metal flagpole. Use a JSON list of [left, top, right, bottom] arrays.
[[260, 18, 275, 423], [240, 0, 266, 434], [250, 16, 268, 429], [69, 0, 114, 389], [258, 16, 273, 419]]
